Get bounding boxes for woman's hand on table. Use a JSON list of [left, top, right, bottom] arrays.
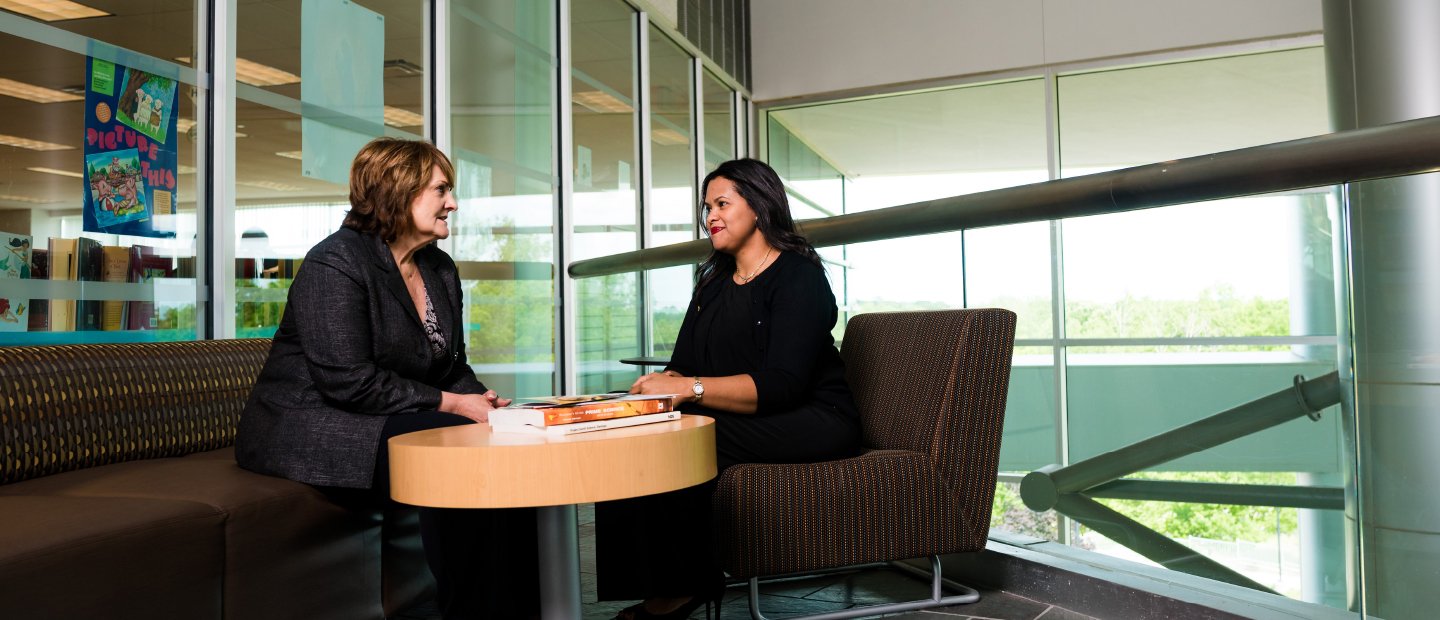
[[630, 370, 691, 402], [483, 390, 513, 409], [440, 390, 510, 424]]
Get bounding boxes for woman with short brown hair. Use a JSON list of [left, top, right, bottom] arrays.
[[237, 137, 540, 619]]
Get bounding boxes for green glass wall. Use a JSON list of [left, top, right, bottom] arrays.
[[449, 0, 557, 398], [765, 46, 1343, 607]]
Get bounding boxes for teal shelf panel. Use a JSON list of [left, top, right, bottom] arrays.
[[0, 329, 198, 346]]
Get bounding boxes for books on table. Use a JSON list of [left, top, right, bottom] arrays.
[[492, 410, 682, 436], [489, 393, 680, 435]]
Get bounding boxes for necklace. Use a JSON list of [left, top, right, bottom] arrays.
[[737, 247, 774, 283]]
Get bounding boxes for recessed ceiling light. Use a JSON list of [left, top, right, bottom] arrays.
[[234, 58, 300, 86], [0, 193, 58, 203], [237, 180, 303, 192], [383, 106, 424, 127], [652, 128, 689, 146], [0, 0, 109, 21], [174, 57, 300, 86], [573, 90, 633, 114], [274, 150, 304, 160], [0, 78, 83, 103], [27, 166, 83, 178], [0, 133, 72, 151]]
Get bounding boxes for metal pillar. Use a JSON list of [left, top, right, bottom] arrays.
[[1289, 189, 1345, 608], [1324, 1, 1440, 616], [1299, 472, 1347, 608]]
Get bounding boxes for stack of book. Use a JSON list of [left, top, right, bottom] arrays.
[[30, 237, 177, 332], [489, 393, 680, 436]]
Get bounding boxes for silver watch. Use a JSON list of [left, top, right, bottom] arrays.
[[691, 377, 705, 402]]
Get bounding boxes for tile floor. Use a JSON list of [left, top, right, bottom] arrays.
[[395, 504, 1098, 620]]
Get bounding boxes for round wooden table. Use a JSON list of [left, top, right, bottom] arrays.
[[388, 415, 716, 619]]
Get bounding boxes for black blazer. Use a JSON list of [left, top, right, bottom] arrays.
[[668, 250, 857, 419], [236, 227, 485, 488]]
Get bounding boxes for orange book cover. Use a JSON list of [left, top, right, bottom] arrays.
[[490, 393, 677, 427], [491, 411, 682, 436]]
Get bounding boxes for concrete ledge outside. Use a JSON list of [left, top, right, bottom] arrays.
[[917, 529, 1361, 620]]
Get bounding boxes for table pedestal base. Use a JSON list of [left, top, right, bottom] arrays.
[[537, 504, 581, 620]]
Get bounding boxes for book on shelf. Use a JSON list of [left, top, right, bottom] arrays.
[[99, 246, 129, 331], [237, 257, 303, 279], [48, 237, 77, 332], [489, 393, 677, 428], [490, 410, 681, 436], [236, 257, 259, 279], [1, 231, 31, 332], [127, 245, 173, 331], [1, 230, 29, 279], [75, 237, 103, 331], [272, 258, 303, 279], [27, 248, 48, 331]]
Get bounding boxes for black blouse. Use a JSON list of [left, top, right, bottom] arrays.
[[669, 250, 857, 419], [693, 276, 760, 376]]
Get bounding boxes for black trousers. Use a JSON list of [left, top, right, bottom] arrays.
[[594, 403, 860, 601], [320, 411, 542, 620]]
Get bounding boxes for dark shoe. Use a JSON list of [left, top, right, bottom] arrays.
[[612, 582, 724, 620]]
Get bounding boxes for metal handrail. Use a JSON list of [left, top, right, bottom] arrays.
[[1021, 372, 1341, 509], [1085, 479, 1344, 511], [569, 114, 1440, 278], [1054, 493, 1276, 594], [1019, 372, 1343, 593]]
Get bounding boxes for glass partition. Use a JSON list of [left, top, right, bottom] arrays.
[[571, 0, 639, 393], [0, 6, 200, 345], [760, 45, 1347, 608], [449, 0, 557, 398], [701, 69, 732, 172], [647, 25, 695, 357], [763, 118, 846, 337], [232, 0, 428, 339], [770, 80, 1052, 502], [1051, 47, 1336, 601]]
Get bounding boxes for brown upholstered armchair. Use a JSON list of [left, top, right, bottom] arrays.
[[712, 308, 1017, 619]]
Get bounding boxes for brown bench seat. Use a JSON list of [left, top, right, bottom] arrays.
[[0, 340, 431, 620]]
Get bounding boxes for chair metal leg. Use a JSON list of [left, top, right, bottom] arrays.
[[744, 555, 980, 620]]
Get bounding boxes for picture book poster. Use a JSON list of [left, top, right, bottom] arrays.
[[115, 67, 177, 143], [85, 149, 149, 228], [83, 58, 178, 238]]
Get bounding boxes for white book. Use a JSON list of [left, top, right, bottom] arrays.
[[489, 393, 677, 427], [490, 410, 681, 436]]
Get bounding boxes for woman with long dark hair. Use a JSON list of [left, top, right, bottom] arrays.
[[596, 158, 861, 619]]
